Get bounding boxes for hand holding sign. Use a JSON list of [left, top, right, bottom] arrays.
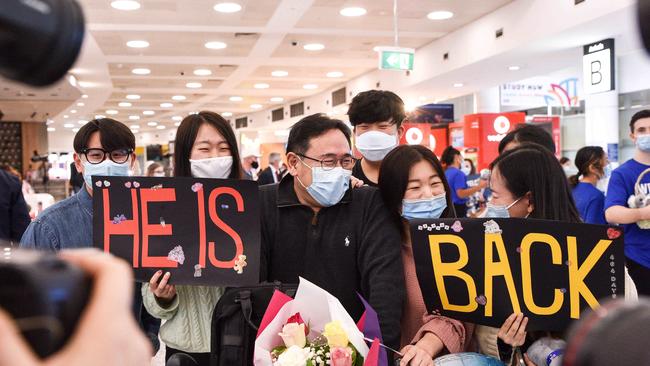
[[498, 313, 529, 347], [149, 270, 176, 302]]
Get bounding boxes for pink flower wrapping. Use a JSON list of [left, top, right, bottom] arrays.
[[330, 347, 353, 366]]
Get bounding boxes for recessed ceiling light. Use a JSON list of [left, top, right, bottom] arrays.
[[156, 125, 166, 130], [78, 120, 88, 124], [213, 2, 242, 13], [271, 70, 289, 77], [186, 82, 202, 89], [204, 41, 227, 50], [250, 104, 263, 109], [105, 109, 118, 115], [63, 115, 69, 118], [147, 121, 158, 126], [143, 110, 155, 116], [47, 127, 56, 132], [508, 65, 521, 71], [453, 83, 464, 87], [70, 109, 77, 113], [229, 96, 243, 102], [81, 94, 88, 99], [427, 11, 454, 20], [340, 7, 367, 17], [174, 121, 181, 126], [118, 102, 132, 107], [131, 68, 151, 75], [222, 112, 233, 117], [130, 124, 140, 129], [160, 102, 173, 108], [172, 116, 183, 121], [76, 102, 85, 106], [303, 43, 325, 51], [189, 111, 199, 115], [64, 123, 75, 128], [303, 84, 318, 90], [126, 40, 149, 48], [270, 97, 284, 102], [129, 115, 140, 120], [193, 68, 212, 76], [172, 95, 187, 101], [254, 83, 270, 89], [111, 0, 140, 11], [95, 114, 106, 119], [326, 71, 344, 78], [72, 128, 80, 133], [126, 94, 141, 100]]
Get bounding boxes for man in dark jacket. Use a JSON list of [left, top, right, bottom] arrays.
[[0, 168, 30, 243], [257, 152, 283, 185], [259, 113, 404, 351]]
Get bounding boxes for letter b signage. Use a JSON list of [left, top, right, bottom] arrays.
[[583, 39, 614, 95]]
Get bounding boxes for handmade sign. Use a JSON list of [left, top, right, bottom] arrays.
[[409, 218, 624, 331], [92, 176, 260, 286]]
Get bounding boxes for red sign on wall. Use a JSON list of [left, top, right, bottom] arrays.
[[400, 123, 449, 157], [462, 113, 526, 170]]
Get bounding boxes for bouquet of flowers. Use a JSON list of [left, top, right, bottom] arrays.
[[254, 278, 384, 366]]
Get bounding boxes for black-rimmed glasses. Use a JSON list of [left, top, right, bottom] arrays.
[[298, 153, 356, 171], [81, 148, 133, 164]]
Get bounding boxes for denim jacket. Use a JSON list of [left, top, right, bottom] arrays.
[[20, 187, 93, 250]]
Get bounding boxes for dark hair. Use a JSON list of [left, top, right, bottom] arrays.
[[498, 124, 555, 154], [146, 162, 162, 177], [629, 109, 650, 133], [347, 90, 406, 128], [464, 158, 476, 175], [379, 145, 456, 239], [173, 111, 242, 179], [568, 146, 605, 188], [440, 146, 461, 166], [286, 113, 351, 155], [490, 143, 581, 222], [559, 157, 570, 165], [563, 298, 650, 366], [73, 118, 135, 153]]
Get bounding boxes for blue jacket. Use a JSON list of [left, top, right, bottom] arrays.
[[0, 170, 30, 242], [20, 187, 93, 250]]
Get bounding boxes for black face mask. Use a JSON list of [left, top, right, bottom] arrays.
[[251, 161, 259, 169]]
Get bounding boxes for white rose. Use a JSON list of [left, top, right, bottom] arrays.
[[273, 345, 311, 366]]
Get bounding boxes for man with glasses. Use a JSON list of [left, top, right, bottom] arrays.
[[259, 113, 404, 351]]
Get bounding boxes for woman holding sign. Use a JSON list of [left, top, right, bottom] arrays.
[[378, 145, 476, 366], [142, 111, 243, 365]]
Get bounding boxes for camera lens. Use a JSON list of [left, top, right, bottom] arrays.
[[0, 0, 85, 86]]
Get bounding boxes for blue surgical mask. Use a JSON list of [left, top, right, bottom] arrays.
[[603, 164, 613, 179], [637, 134, 650, 152], [485, 197, 522, 218], [83, 160, 130, 187], [401, 193, 447, 220], [297, 159, 351, 207]]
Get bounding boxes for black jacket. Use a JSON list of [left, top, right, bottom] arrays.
[[0, 170, 30, 242], [259, 175, 404, 351], [257, 167, 276, 186]]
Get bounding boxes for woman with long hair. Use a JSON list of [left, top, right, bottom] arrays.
[[568, 146, 608, 224], [379, 145, 475, 366], [142, 111, 243, 365]]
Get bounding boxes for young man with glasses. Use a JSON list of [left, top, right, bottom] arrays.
[[259, 113, 404, 351]]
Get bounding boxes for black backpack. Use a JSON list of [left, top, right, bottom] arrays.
[[210, 282, 297, 366]]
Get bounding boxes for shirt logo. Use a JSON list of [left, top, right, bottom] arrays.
[[344, 236, 350, 247]]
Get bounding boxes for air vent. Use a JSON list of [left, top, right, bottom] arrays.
[[290, 102, 304, 118], [575, 0, 585, 4], [495, 28, 504, 38], [234, 33, 259, 38], [272, 108, 284, 122], [443, 52, 449, 60], [235, 117, 247, 129], [219, 64, 237, 69], [332, 87, 346, 107]]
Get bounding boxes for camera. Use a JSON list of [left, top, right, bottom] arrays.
[[0, 0, 85, 86], [0, 247, 91, 358]]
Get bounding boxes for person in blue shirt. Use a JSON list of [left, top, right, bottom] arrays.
[[605, 109, 650, 296], [569, 146, 608, 225], [441, 146, 486, 217]]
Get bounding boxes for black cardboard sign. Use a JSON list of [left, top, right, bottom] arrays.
[[92, 176, 260, 286], [409, 218, 624, 331]]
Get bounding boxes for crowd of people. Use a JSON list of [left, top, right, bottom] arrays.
[[1, 90, 649, 365]]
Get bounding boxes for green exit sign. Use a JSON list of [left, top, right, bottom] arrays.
[[377, 47, 415, 71]]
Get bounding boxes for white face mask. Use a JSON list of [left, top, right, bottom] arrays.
[[153, 172, 165, 177], [355, 131, 398, 162], [189, 156, 233, 178]]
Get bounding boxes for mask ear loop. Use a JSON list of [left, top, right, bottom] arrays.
[[294, 156, 312, 190]]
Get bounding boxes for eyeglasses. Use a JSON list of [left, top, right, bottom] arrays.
[[298, 153, 356, 171], [81, 148, 133, 164]]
